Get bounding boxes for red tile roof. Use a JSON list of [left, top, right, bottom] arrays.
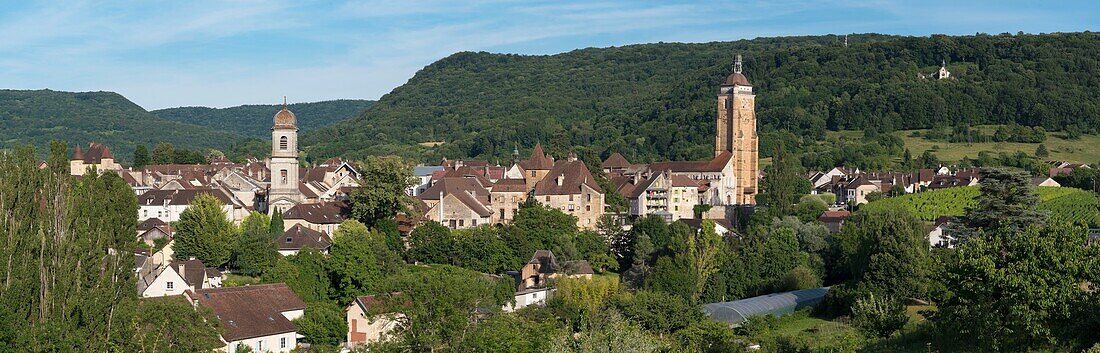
[[418, 178, 493, 217], [533, 160, 601, 196], [283, 201, 349, 224], [188, 283, 306, 341], [518, 143, 555, 170], [279, 224, 333, 251], [601, 153, 631, 169], [648, 151, 733, 173]]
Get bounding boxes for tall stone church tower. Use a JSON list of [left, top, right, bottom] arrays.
[[715, 55, 758, 204], [269, 100, 301, 212]]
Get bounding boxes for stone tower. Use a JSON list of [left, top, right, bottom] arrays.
[[715, 55, 758, 204], [268, 100, 301, 212]]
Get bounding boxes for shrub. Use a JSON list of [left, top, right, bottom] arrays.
[[779, 266, 822, 292], [850, 293, 908, 338]]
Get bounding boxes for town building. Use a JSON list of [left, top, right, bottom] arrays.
[[137, 259, 221, 298], [627, 171, 702, 222], [69, 142, 123, 176], [345, 294, 402, 347], [187, 283, 306, 353], [714, 54, 759, 205], [278, 224, 333, 256]]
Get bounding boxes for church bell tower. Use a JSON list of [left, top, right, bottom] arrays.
[[716, 55, 758, 204], [269, 98, 301, 212]]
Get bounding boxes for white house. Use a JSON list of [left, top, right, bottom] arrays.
[[345, 295, 403, 347], [138, 259, 221, 298], [137, 189, 244, 223], [928, 217, 955, 248], [504, 287, 554, 312], [187, 283, 306, 353]]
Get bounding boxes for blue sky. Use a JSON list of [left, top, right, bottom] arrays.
[[0, 1, 1096, 110]]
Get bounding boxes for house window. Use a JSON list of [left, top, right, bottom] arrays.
[[281, 170, 288, 185], [511, 196, 517, 203], [449, 220, 457, 229], [280, 337, 287, 349], [166, 281, 174, 290], [499, 209, 505, 218], [586, 205, 591, 212], [587, 194, 592, 202], [569, 195, 574, 201], [530, 171, 536, 178], [545, 196, 550, 202], [256, 341, 263, 352], [280, 136, 288, 150], [568, 204, 574, 211], [286, 237, 293, 243], [459, 219, 464, 227], [471, 219, 477, 226]]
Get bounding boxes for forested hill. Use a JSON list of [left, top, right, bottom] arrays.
[[0, 89, 247, 162], [153, 99, 374, 138], [302, 32, 1100, 164]]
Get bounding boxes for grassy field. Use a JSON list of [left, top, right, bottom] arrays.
[[222, 274, 260, 287], [826, 127, 1100, 164]]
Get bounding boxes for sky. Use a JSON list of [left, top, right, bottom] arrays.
[[0, 1, 1096, 110]]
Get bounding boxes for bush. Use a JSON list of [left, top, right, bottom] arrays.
[[850, 293, 908, 338], [779, 266, 822, 292]]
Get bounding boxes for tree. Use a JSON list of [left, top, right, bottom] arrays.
[[233, 212, 278, 276], [262, 248, 333, 303], [793, 196, 827, 224], [827, 208, 929, 299], [453, 226, 521, 274], [956, 168, 1047, 240], [453, 313, 559, 353], [294, 301, 347, 349], [548, 310, 666, 353], [407, 221, 454, 264], [613, 290, 702, 334], [349, 156, 416, 227], [772, 216, 828, 254], [116, 296, 225, 352], [757, 145, 807, 219], [151, 142, 175, 164], [1035, 143, 1050, 158], [328, 220, 403, 302], [936, 225, 1093, 351], [551, 276, 622, 327], [850, 293, 908, 338], [132, 144, 150, 169], [269, 208, 284, 238], [377, 266, 513, 352], [574, 230, 615, 273], [684, 220, 723, 300], [512, 205, 580, 259], [740, 226, 805, 295], [174, 193, 236, 267]]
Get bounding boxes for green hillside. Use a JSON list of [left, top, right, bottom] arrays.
[[153, 99, 374, 138], [860, 186, 1100, 227], [0, 89, 251, 162], [303, 32, 1100, 165]]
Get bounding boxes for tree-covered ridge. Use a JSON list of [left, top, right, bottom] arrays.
[[0, 89, 247, 162], [152, 99, 375, 138], [304, 32, 1100, 164]]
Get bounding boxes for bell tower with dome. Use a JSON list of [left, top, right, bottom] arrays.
[[716, 54, 758, 204], [268, 98, 302, 212]]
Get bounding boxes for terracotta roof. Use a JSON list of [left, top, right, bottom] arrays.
[[168, 259, 211, 288], [71, 143, 115, 163], [648, 151, 733, 173], [273, 107, 297, 129], [527, 250, 558, 273], [278, 224, 332, 251], [298, 182, 320, 199], [491, 178, 528, 193], [533, 160, 601, 196], [283, 202, 349, 224], [188, 283, 306, 341], [601, 153, 631, 169], [723, 72, 751, 86], [419, 177, 493, 218], [628, 174, 661, 199], [518, 143, 554, 170], [137, 189, 237, 207], [818, 210, 851, 222], [670, 174, 700, 188], [137, 217, 168, 231], [442, 166, 493, 187], [563, 260, 594, 275]]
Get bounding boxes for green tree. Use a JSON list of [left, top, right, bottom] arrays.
[[328, 220, 403, 302], [453, 226, 521, 274], [407, 221, 455, 264], [116, 296, 225, 352], [132, 144, 150, 169], [233, 212, 278, 276], [574, 230, 615, 273], [548, 310, 666, 353], [269, 208, 284, 238], [174, 193, 236, 267], [850, 293, 908, 338], [956, 168, 1047, 240], [453, 314, 559, 353], [512, 204, 580, 259], [936, 225, 1093, 351], [349, 156, 416, 227], [613, 290, 702, 333], [1035, 143, 1050, 158], [827, 208, 929, 299], [551, 276, 622, 327], [151, 142, 175, 164], [757, 145, 807, 219], [261, 248, 333, 303], [294, 301, 347, 349]]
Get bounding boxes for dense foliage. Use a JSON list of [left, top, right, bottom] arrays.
[[305, 32, 1100, 164], [0, 89, 247, 162], [153, 100, 374, 138], [860, 185, 1100, 227]]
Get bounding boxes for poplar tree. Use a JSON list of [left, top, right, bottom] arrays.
[[175, 193, 235, 267]]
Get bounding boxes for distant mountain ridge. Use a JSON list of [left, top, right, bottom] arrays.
[[0, 89, 244, 161], [301, 32, 1100, 164], [153, 100, 375, 138]]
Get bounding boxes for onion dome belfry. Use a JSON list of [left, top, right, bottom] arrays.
[[273, 97, 297, 129], [722, 54, 751, 87]]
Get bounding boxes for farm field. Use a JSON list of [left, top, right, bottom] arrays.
[[860, 186, 1100, 227], [826, 128, 1100, 164]]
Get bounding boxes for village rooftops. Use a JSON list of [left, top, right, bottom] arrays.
[[137, 188, 237, 206], [187, 283, 306, 342], [601, 153, 632, 169], [533, 160, 601, 196], [282, 201, 349, 224], [70, 142, 114, 163], [418, 177, 493, 217], [168, 259, 219, 288], [279, 224, 333, 252], [491, 178, 528, 193]]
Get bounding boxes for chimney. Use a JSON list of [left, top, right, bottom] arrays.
[[568, 152, 577, 162], [177, 262, 184, 277], [556, 175, 564, 186]]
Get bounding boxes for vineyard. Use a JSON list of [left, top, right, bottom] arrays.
[[860, 186, 1100, 227]]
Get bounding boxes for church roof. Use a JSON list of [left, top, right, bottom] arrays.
[[648, 151, 734, 173], [518, 143, 554, 170], [723, 72, 751, 87], [273, 107, 297, 129]]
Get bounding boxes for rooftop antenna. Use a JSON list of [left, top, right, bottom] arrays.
[[734, 54, 743, 74]]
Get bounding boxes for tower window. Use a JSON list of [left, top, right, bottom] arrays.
[[280, 136, 289, 150], [281, 170, 288, 185]]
